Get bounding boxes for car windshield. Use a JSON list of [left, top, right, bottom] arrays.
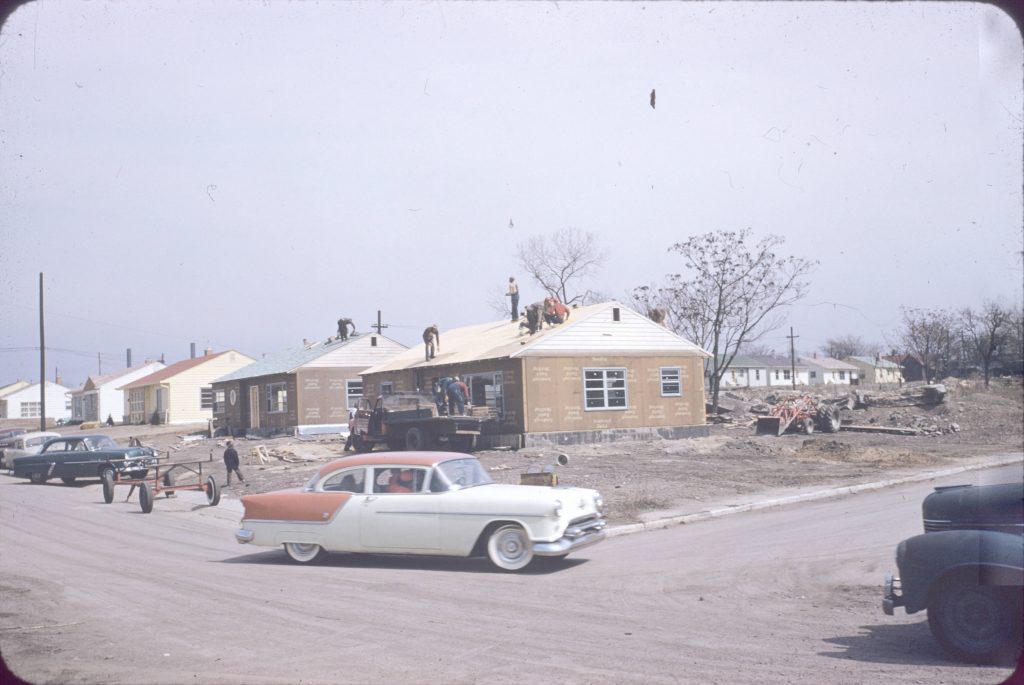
[[435, 458, 492, 490]]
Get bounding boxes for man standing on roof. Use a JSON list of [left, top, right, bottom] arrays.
[[506, 277, 520, 322], [423, 324, 440, 361]]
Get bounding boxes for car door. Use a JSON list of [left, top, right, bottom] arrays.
[[357, 467, 439, 552]]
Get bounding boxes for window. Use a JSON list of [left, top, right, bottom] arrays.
[[266, 382, 287, 413], [809, 371, 817, 379], [839, 371, 846, 380], [774, 370, 780, 380], [213, 390, 225, 414], [463, 371, 505, 417], [380, 381, 394, 395], [346, 379, 363, 410], [130, 389, 145, 414], [322, 468, 365, 493], [755, 369, 760, 380], [373, 467, 426, 494], [660, 367, 681, 396], [783, 369, 791, 380], [20, 401, 41, 418], [200, 386, 214, 409], [584, 368, 627, 410]]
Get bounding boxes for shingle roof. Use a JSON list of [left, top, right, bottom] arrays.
[[214, 334, 401, 383], [848, 355, 900, 369], [798, 356, 859, 370], [120, 352, 231, 389]]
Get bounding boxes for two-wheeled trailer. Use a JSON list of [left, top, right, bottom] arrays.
[[101, 453, 221, 513]]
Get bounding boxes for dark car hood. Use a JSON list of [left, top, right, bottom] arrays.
[[923, 482, 1024, 534]]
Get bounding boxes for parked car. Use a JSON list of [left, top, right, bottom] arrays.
[[10, 435, 158, 485], [0, 431, 61, 468], [882, 482, 1023, 664], [235, 452, 606, 571]]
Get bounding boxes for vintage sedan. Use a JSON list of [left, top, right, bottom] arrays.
[[0, 430, 59, 468], [883, 481, 1023, 664], [10, 435, 158, 485], [236, 452, 606, 571]]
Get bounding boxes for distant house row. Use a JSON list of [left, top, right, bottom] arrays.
[[718, 353, 903, 388]]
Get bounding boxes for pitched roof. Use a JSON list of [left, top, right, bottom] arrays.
[[83, 362, 165, 391], [362, 302, 708, 375], [120, 352, 232, 389], [848, 355, 900, 369], [748, 354, 808, 369], [214, 333, 405, 383], [798, 355, 859, 370]]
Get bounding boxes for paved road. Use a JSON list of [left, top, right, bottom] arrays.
[[0, 465, 1019, 684]]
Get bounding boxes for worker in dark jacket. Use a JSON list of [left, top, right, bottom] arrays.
[[423, 324, 440, 361], [223, 440, 245, 486]]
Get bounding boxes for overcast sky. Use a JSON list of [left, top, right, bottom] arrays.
[[1, 1, 1021, 387]]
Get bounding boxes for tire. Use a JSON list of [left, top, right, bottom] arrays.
[[486, 524, 534, 571], [352, 434, 372, 453], [284, 542, 323, 564], [29, 470, 47, 485], [450, 435, 476, 453], [405, 427, 426, 451], [162, 470, 176, 498], [927, 574, 1024, 664], [822, 408, 842, 433], [802, 418, 815, 435], [100, 465, 116, 484], [60, 477, 77, 485], [205, 475, 221, 506], [139, 482, 154, 513], [102, 471, 115, 504]]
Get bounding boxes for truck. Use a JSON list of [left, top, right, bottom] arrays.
[[350, 392, 485, 452]]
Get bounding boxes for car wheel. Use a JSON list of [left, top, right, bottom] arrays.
[[29, 470, 47, 485], [162, 470, 176, 498], [487, 524, 534, 571], [139, 482, 154, 513], [102, 471, 115, 504], [405, 427, 426, 451], [284, 542, 323, 564], [927, 574, 1023, 664], [60, 477, 77, 484], [205, 475, 221, 506]]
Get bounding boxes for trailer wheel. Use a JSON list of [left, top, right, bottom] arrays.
[[405, 427, 427, 451], [205, 475, 221, 506], [139, 482, 154, 513], [162, 470, 176, 498], [100, 465, 115, 483], [102, 471, 115, 504]]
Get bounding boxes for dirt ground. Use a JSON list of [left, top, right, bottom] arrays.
[[31, 379, 1023, 525]]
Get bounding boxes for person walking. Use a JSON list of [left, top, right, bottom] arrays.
[[423, 324, 440, 361], [506, 277, 520, 321], [223, 440, 245, 486]]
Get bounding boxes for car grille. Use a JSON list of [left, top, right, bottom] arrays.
[[565, 514, 606, 538]]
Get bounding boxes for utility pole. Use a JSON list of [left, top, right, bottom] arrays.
[[787, 327, 799, 390], [372, 310, 390, 335], [39, 273, 46, 431], [98, 352, 102, 375]]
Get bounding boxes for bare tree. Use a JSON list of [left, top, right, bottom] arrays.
[[635, 229, 815, 413], [821, 334, 880, 359], [961, 301, 1013, 387], [516, 228, 607, 306], [898, 307, 957, 382]]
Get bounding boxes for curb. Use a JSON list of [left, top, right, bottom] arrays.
[[604, 454, 1023, 539]]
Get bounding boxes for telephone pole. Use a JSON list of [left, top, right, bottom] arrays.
[[787, 327, 799, 389], [372, 310, 390, 336], [39, 273, 46, 431]]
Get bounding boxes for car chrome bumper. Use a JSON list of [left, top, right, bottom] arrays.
[[533, 517, 607, 556], [235, 528, 254, 544], [882, 573, 902, 615]]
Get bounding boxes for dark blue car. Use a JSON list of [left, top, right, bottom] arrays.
[[10, 435, 157, 485]]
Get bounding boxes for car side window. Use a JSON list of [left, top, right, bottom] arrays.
[[374, 467, 425, 494], [322, 469, 365, 493]]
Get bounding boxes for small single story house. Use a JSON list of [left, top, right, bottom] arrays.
[[360, 302, 710, 448], [846, 355, 903, 384], [718, 355, 810, 387], [0, 381, 71, 421], [119, 350, 255, 425], [211, 332, 407, 436], [799, 355, 859, 385], [69, 362, 167, 424]]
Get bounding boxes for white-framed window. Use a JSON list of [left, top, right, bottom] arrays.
[[584, 368, 627, 410], [755, 369, 760, 380], [380, 381, 394, 395], [213, 390, 226, 414], [774, 369, 780, 380], [200, 386, 214, 410], [839, 370, 847, 380], [809, 371, 817, 379], [783, 369, 792, 380], [267, 382, 287, 413], [346, 379, 363, 410], [20, 401, 41, 418], [660, 367, 681, 396]]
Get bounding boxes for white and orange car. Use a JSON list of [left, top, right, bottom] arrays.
[[235, 452, 606, 571]]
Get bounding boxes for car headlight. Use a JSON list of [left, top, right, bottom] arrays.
[[552, 499, 563, 517], [594, 495, 604, 509]]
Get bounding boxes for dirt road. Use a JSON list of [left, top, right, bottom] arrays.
[[1, 464, 1018, 684]]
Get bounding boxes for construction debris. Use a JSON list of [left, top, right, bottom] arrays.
[[851, 384, 946, 409], [755, 395, 843, 436], [839, 424, 920, 436]]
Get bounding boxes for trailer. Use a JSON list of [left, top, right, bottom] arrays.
[[101, 452, 220, 513], [755, 395, 843, 436]]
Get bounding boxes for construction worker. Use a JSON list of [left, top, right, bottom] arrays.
[[423, 324, 440, 361], [525, 303, 544, 335], [506, 277, 520, 321], [337, 317, 355, 341], [447, 376, 469, 415], [543, 297, 570, 325]]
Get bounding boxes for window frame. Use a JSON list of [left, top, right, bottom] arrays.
[[659, 367, 682, 397], [266, 382, 288, 414], [200, 386, 214, 410], [583, 367, 628, 411]]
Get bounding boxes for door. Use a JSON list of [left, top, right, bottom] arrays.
[[358, 467, 439, 551], [249, 386, 260, 429]]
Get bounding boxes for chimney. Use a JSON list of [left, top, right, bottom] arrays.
[[191, 342, 196, 359], [127, 348, 132, 368], [371, 336, 378, 347], [612, 307, 621, 322], [160, 353, 165, 364], [204, 347, 214, 356]]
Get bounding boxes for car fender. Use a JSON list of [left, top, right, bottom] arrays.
[[896, 530, 1024, 614]]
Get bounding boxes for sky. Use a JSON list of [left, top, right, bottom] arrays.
[[1, 0, 1021, 388]]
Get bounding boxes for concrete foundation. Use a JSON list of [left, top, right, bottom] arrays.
[[521, 424, 709, 448]]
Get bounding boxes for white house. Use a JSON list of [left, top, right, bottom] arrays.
[[0, 381, 71, 421], [845, 355, 903, 384], [799, 355, 859, 385], [70, 362, 167, 424], [719, 355, 810, 387]]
